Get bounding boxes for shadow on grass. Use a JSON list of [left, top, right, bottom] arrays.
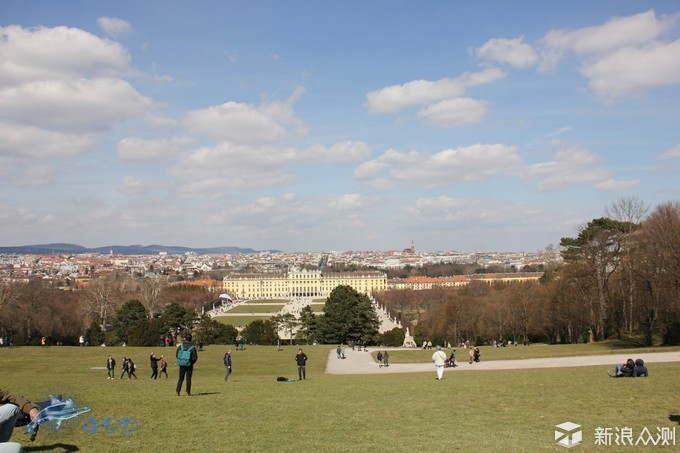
[[669, 414, 680, 425], [24, 443, 79, 452], [189, 392, 220, 396], [605, 336, 650, 349]]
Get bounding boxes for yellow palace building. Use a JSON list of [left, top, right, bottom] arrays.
[[222, 268, 387, 300]]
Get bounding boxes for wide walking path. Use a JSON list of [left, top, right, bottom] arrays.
[[325, 346, 680, 375]]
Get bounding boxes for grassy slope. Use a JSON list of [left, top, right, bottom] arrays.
[[2, 345, 679, 452], [224, 305, 286, 314]]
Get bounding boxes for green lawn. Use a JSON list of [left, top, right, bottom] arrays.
[[386, 342, 680, 363], [213, 315, 274, 327], [225, 304, 285, 314], [3, 345, 679, 452], [241, 299, 289, 304]]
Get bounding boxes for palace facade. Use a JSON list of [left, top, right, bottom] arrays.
[[222, 268, 387, 300]]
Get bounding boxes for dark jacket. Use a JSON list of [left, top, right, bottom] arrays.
[[633, 359, 648, 377], [150, 355, 160, 368], [0, 388, 39, 415], [176, 342, 198, 366], [295, 352, 308, 366], [224, 353, 231, 367], [106, 358, 116, 370]]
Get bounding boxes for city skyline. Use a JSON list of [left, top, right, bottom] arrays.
[[1, 2, 679, 253]]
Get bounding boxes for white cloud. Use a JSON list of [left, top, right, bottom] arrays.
[[326, 193, 365, 210], [365, 68, 504, 114], [520, 140, 632, 191], [20, 165, 57, 186], [581, 39, 680, 100], [0, 78, 154, 133], [97, 17, 132, 38], [417, 97, 488, 127], [540, 10, 671, 61], [144, 114, 181, 129], [404, 196, 581, 250], [0, 25, 130, 86], [475, 37, 538, 68], [354, 144, 521, 189], [306, 141, 371, 162], [185, 89, 307, 145], [186, 102, 287, 144], [658, 144, 680, 160], [0, 202, 39, 226], [117, 136, 193, 162], [118, 176, 159, 195], [0, 24, 153, 162], [594, 179, 640, 191], [169, 139, 367, 195], [0, 122, 96, 159], [534, 10, 680, 100]]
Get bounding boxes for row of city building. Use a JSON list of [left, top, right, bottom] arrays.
[[221, 268, 544, 299]]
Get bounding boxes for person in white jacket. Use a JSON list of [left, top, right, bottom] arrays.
[[431, 346, 447, 380]]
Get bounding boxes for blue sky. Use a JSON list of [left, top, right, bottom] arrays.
[[1, 1, 679, 252]]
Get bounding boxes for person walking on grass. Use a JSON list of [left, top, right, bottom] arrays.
[[120, 358, 129, 380], [432, 346, 447, 380], [382, 351, 389, 367], [176, 333, 198, 396], [223, 350, 232, 382], [159, 355, 168, 378], [295, 348, 308, 380], [106, 355, 116, 380], [149, 352, 160, 380], [128, 358, 138, 379]]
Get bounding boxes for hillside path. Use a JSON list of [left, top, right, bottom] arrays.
[[325, 347, 680, 375]]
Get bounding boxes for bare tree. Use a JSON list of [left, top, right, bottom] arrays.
[[82, 275, 122, 332], [633, 202, 680, 345], [138, 277, 168, 317], [606, 196, 649, 331]]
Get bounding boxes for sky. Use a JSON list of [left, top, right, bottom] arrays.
[[1, 1, 679, 253]]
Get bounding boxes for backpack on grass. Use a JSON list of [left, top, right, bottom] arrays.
[[177, 344, 195, 366]]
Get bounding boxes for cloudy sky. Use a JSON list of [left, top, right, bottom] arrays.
[[1, 1, 679, 252]]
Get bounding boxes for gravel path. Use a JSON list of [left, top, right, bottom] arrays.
[[325, 347, 680, 375]]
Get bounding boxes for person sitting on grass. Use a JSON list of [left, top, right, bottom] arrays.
[[633, 358, 648, 377], [608, 358, 635, 378], [0, 388, 40, 453]]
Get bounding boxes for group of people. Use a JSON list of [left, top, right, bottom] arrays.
[[468, 347, 481, 364], [104, 354, 169, 381], [446, 350, 457, 368], [608, 358, 649, 378], [335, 345, 346, 359], [158, 335, 174, 348], [0, 336, 13, 348], [376, 350, 389, 367], [348, 340, 368, 351]]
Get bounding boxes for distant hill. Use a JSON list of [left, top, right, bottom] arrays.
[[0, 243, 265, 255]]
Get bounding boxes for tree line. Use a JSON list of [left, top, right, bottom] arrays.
[[375, 199, 680, 346], [2, 198, 676, 347]]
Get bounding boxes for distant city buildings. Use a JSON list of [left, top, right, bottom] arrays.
[[0, 246, 557, 289]]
